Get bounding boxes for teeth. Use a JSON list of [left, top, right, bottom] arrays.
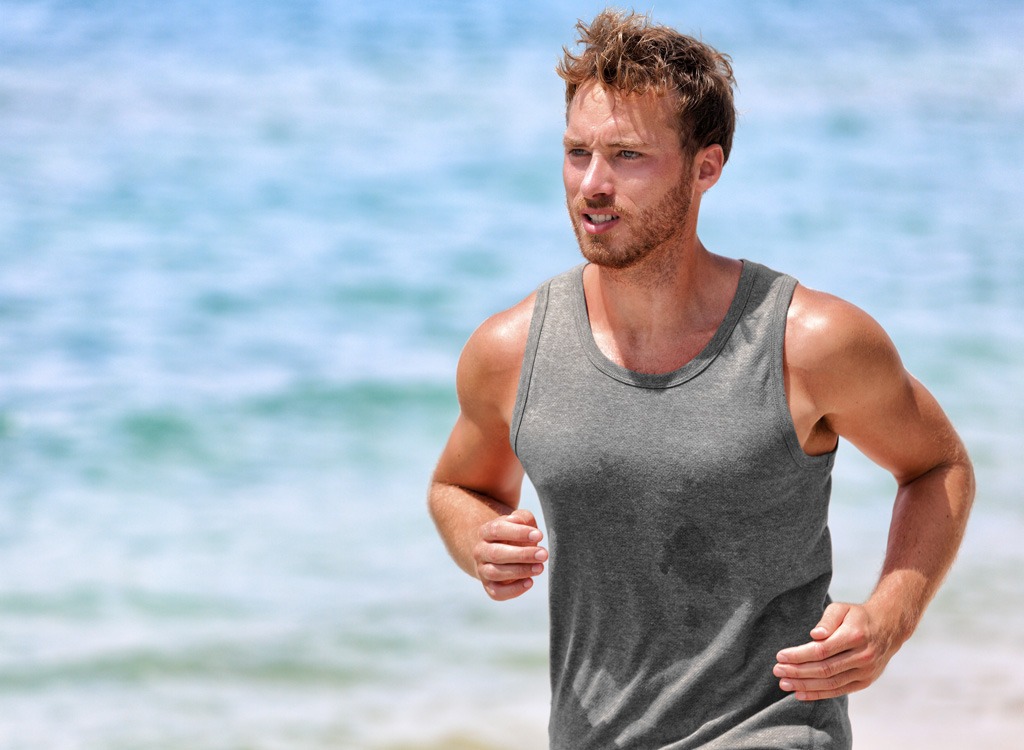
[[587, 214, 616, 224]]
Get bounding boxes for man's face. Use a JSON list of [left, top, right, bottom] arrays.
[[562, 83, 695, 269]]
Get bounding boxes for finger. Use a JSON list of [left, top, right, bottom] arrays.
[[776, 653, 857, 688], [776, 619, 858, 666], [810, 602, 850, 640], [780, 676, 871, 702], [507, 508, 538, 528], [778, 673, 852, 696], [481, 517, 544, 545], [479, 562, 545, 583], [483, 576, 536, 601], [482, 541, 548, 565], [777, 603, 854, 665], [775, 638, 832, 666]]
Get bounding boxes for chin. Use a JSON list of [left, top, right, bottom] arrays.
[[577, 235, 648, 270]]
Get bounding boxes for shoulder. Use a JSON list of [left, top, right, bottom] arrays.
[[787, 284, 898, 364], [785, 282, 970, 484], [785, 283, 905, 419], [459, 292, 536, 384], [456, 291, 537, 421]]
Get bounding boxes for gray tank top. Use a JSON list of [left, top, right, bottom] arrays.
[[510, 261, 852, 749]]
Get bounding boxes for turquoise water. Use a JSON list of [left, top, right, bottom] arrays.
[[1, 1, 1022, 747]]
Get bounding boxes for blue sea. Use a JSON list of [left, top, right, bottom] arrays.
[[1, 1, 1022, 748]]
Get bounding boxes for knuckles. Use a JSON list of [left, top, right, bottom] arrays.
[[479, 517, 535, 543], [471, 540, 489, 565], [481, 577, 530, 602], [846, 625, 867, 646], [852, 645, 876, 667], [817, 660, 838, 679], [479, 520, 500, 540], [480, 563, 519, 581], [478, 563, 500, 580], [809, 642, 829, 662]]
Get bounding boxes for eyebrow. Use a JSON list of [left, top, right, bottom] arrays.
[[562, 136, 648, 150]]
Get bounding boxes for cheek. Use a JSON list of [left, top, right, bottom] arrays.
[[563, 161, 581, 193], [565, 157, 589, 194]]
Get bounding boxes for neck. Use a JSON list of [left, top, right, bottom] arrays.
[[583, 242, 743, 374]]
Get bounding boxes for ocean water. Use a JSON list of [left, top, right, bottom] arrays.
[[1, 1, 1022, 748]]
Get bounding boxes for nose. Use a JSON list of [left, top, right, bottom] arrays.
[[580, 153, 614, 201]]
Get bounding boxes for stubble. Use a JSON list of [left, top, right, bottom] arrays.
[[568, 172, 694, 272]]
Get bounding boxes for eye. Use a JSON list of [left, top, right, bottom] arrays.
[[567, 148, 589, 158], [619, 150, 642, 160]]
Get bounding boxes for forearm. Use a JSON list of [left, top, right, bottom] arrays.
[[867, 455, 975, 643], [428, 480, 515, 578], [774, 455, 974, 701]]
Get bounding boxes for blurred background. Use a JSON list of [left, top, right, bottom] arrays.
[[1, 0, 1021, 748]]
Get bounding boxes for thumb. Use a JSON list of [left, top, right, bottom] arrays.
[[811, 602, 851, 640]]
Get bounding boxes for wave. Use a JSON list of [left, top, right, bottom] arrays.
[[0, 380, 458, 500], [0, 640, 376, 692]]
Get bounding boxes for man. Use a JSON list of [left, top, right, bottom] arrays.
[[428, 9, 974, 749]]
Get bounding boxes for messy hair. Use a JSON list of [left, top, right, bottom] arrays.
[[557, 9, 737, 161]]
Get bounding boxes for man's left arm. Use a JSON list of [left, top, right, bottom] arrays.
[[773, 288, 976, 701]]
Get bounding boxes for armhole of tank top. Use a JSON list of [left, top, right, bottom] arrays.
[[770, 275, 838, 471], [509, 280, 551, 458]]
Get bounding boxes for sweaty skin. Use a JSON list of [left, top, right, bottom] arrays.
[[428, 83, 974, 701]]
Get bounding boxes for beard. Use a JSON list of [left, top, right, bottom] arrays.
[[568, 172, 694, 271]]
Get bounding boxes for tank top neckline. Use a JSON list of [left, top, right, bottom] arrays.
[[570, 259, 759, 390]]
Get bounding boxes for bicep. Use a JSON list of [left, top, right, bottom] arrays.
[[818, 314, 964, 485], [790, 286, 964, 485], [830, 367, 963, 486]]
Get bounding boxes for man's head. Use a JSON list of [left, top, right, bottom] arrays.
[[558, 10, 737, 272], [557, 9, 736, 163]]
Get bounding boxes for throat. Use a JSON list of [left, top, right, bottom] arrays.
[[582, 255, 744, 375]]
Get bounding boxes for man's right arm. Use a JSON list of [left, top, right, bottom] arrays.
[[428, 294, 548, 601]]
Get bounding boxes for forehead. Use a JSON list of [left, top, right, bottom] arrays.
[[564, 82, 678, 145]]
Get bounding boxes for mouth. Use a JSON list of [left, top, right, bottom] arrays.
[[582, 212, 621, 234]]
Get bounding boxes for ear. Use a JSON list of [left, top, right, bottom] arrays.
[[694, 144, 725, 192]]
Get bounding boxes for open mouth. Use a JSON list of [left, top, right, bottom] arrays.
[[582, 212, 620, 234]]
